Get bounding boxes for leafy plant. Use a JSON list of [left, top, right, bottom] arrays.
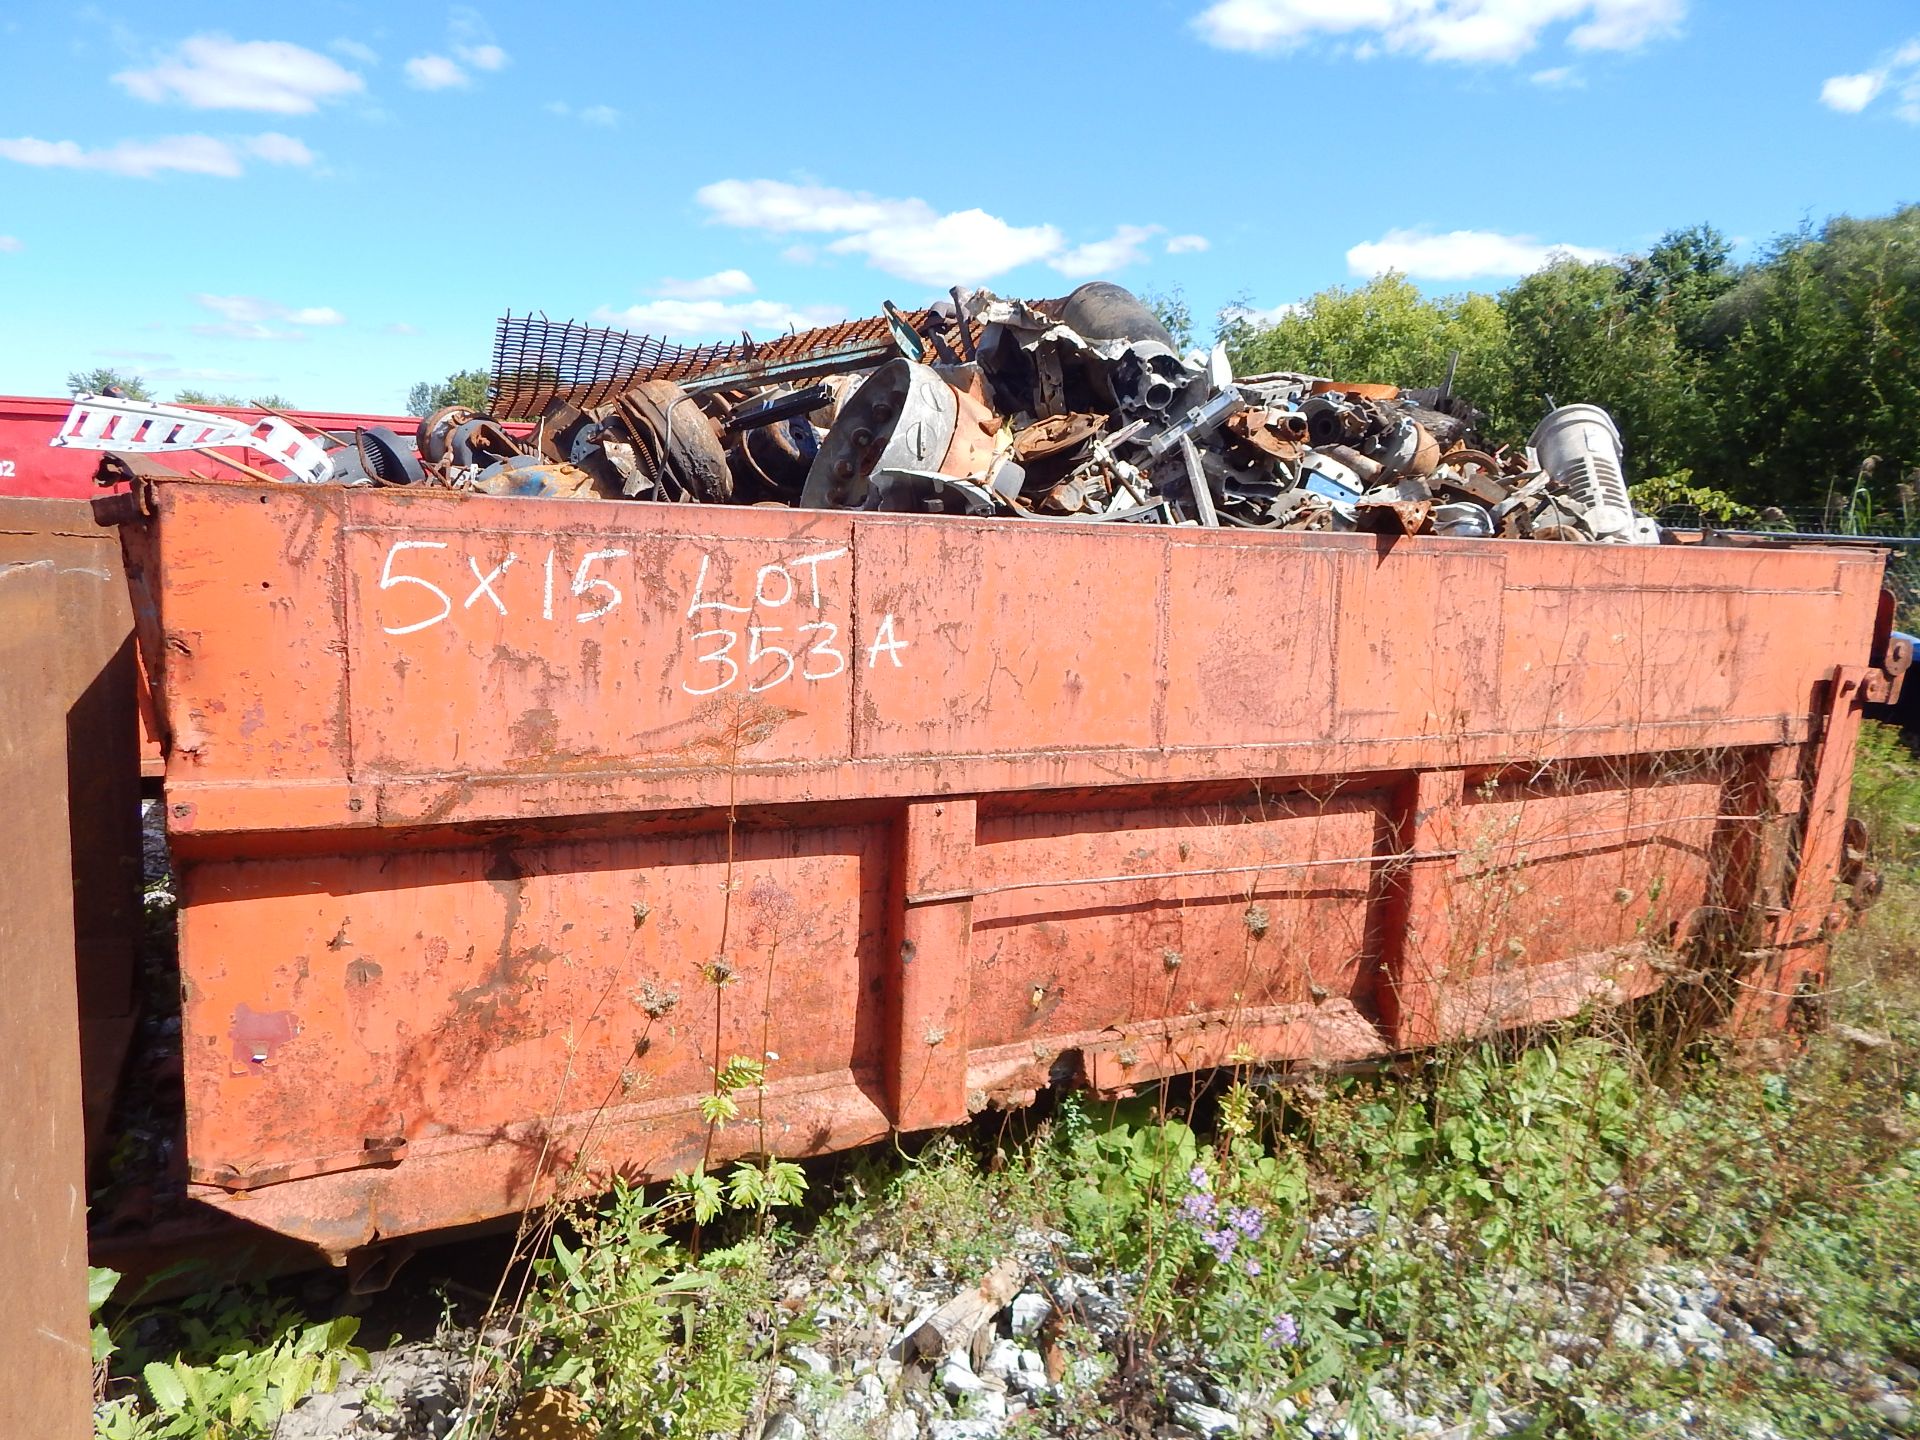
[[518, 1178, 786, 1437], [135, 1316, 364, 1440]]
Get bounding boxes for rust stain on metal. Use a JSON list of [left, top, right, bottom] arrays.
[[229, 1003, 298, 1074]]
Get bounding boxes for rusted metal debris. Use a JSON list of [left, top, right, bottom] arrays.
[[57, 280, 1655, 542]]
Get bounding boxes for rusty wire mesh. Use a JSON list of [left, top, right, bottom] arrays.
[[489, 310, 953, 419]]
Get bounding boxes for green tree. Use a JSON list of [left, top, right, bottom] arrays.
[[66, 366, 152, 401], [175, 390, 296, 410], [1705, 206, 1920, 512], [406, 369, 492, 418], [1620, 224, 1737, 348], [1497, 255, 1712, 482], [1222, 274, 1511, 428], [1142, 286, 1196, 351]]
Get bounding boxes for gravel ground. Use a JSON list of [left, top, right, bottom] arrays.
[[269, 1197, 1916, 1439]]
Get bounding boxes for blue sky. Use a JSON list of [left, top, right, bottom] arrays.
[[0, 1, 1915, 414]]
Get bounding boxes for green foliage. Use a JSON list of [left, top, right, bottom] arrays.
[[519, 1178, 784, 1437], [1057, 1097, 1198, 1261], [1226, 207, 1920, 512], [1420, 1039, 1642, 1257], [1497, 250, 1714, 481], [93, 1288, 365, 1440], [1628, 468, 1757, 523], [727, 1156, 808, 1212], [1224, 274, 1509, 417], [1709, 208, 1920, 513], [1853, 721, 1920, 867], [406, 368, 492, 418], [857, 1135, 1046, 1273], [91, 1276, 366, 1440], [1142, 285, 1196, 351], [524, 1184, 698, 1415], [132, 1317, 362, 1440], [90, 1267, 121, 1368], [67, 367, 152, 401]]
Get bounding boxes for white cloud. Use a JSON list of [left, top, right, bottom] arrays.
[[655, 269, 756, 300], [1530, 65, 1583, 86], [331, 38, 380, 66], [190, 324, 306, 342], [407, 11, 508, 89], [1191, 0, 1683, 63], [1050, 224, 1162, 278], [196, 295, 286, 323], [698, 177, 1160, 287], [384, 322, 420, 335], [0, 133, 245, 178], [696, 179, 929, 234], [0, 129, 316, 180], [405, 54, 468, 90], [0, 235, 22, 254], [191, 293, 347, 338], [548, 100, 620, 126], [1347, 227, 1614, 280], [828, 209, 1064, 287], [246, 131, 314, 166], [1821, 40, 1920, 120], [593, 298, 845, 338], [114, 34, 363, 113], [449, 7, 508, 70], [1225, 300, 1306, 326], [1821, 71, 1883, 112], [1166, 233, 1210, 254]]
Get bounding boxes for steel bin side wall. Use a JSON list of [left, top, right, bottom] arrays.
[[125, 479, 1884, 1252]]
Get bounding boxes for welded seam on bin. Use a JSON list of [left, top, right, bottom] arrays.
[[337, 491, 360, 795]]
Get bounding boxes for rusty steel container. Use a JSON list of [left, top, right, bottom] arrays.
[[101, 470, 1903, 1260]]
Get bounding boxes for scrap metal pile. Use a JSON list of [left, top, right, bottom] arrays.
[[56, 280, 1654, 543]]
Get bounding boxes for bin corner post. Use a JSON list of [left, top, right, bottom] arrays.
[[0, 560, 96, 1440], [1734, 666, 1872, 1035], [1377, 769, 1467, 1051], [885, 798, 977, 1133]]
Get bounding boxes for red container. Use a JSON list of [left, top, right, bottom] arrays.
[[0, 395, 436, 499], [103, 471, 1901, 1259]]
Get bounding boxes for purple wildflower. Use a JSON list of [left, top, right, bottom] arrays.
[[1228, 1205, 1266, 1241], [1188, 1164, 1211, 1191], [1180, 1190, 1218, 1224], [1263, 1313, 1300, 1347], [1243, 1258, 1262, 1278], [1204, 1227, 1239, 1263]]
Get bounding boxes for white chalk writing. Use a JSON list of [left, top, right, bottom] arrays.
[[371, 536, 909, 695]]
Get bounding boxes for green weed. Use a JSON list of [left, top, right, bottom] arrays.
[[91, 1276, 365, 1440]]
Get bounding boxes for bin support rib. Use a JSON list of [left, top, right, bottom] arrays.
[[1377, 769, 1466, 1051], [1732, 666, 1871, 1034], [887, 798, 977, 1132]]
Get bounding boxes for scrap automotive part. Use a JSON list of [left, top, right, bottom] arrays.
[[58, 282, 1659, 547]]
